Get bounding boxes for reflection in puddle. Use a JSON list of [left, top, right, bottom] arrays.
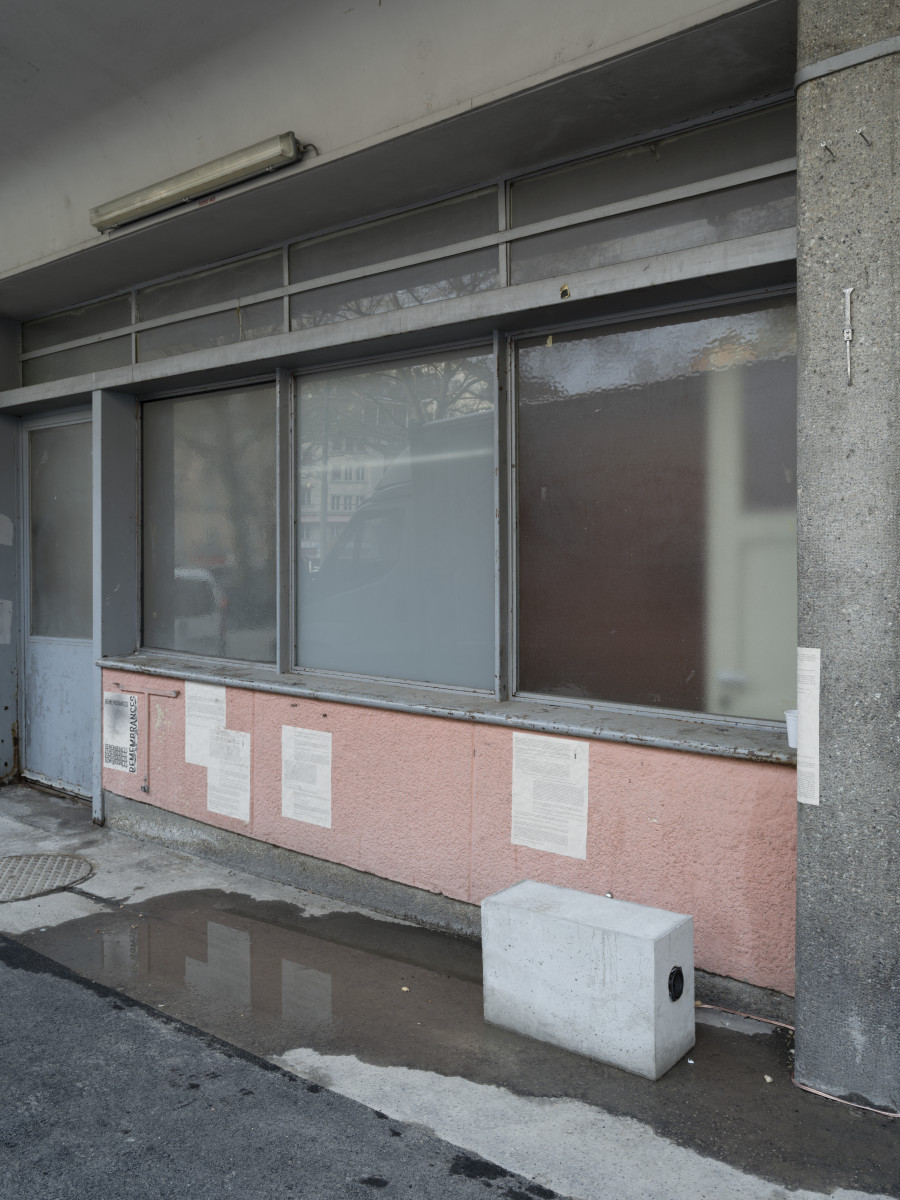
[[22, 888, 813, 1167], [185, 922, 251, 1010], [15, 889, 898, 1196], [24, 890, 488, 1071], [282, 960, 332, 1030]]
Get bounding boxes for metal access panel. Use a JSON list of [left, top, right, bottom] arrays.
[[24, 636, 93, 794]]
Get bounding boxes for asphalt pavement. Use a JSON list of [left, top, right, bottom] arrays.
[[0, 934, 555, 1200], [1, 783, 897, 1200]]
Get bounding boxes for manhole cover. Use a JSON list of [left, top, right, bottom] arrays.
[[0, 854, 94, 902]]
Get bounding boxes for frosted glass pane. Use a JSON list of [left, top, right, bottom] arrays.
[[297, 352, 495, 688], [29, 423, 93, 638], [143, 386, 277, 662], [22, 336, 132, 386], [290, 249, 497, 331], [510, 104, 796, 226], [22, 294, 132, 353], [289, 190, 496, 283], [516, 298, 797, 721], [137, 299, 283, 362], [510, 175, 795, 285], [138, 251, 282, 321]]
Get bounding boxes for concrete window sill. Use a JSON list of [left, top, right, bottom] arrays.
[[100, 651, 796, 766]]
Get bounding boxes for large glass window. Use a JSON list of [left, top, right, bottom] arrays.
[[516, 298, 797, 720], [29, 422, 93, 638], [137, 297, 797, 730], [296, 351, 496, 689], [142, 385, 277, 662], [289, 250, 498, 331], [509, 175, 795, 286]]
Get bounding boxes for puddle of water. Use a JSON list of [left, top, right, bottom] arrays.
[[19, 889, 898, 1197]]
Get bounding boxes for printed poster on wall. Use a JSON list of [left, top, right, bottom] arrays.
[[797, 647, 821, 806], [207, 727, 251, 821], [103, 691, 138, 774], [511, 731, 589, 858], [185, 681, 226, 766], [282, 726, 332, 827]]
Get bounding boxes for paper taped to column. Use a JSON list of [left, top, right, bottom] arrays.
[[797, 647, 820, 806]]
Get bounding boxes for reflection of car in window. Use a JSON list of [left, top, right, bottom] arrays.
[[173, 567, 227, 656], [301, 410, 494, 684], [311, 461, 408, 600]]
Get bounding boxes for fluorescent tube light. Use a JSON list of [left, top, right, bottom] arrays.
[[90, 132, 303, 232]]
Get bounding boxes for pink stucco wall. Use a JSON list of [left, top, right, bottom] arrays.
[[102, 669, 797, 995]]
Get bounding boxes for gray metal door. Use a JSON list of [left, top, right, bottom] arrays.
[[22, 413, 93, 795]]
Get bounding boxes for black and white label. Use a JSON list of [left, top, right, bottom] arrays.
[[103, 691, 138, 774]]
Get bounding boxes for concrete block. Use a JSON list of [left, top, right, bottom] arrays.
[[482, 880, 694, 1080]]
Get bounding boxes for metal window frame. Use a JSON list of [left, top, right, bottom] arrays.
[[16, 406, 94, 795], [18, 158, 796, 367], [504, 284, 798, 732], [5, 102, 798, 756], [289, 336, 499, 695], [138, 378, 283, 670], [95, 282, 799, 760], [121, 272, 798, 739]]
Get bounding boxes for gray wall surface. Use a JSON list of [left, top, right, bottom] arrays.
[[0, 320, 19, 391], [0, 414, 18, 783], [795, 2, 900, 1110]]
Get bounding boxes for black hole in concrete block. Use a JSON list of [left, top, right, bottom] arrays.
[[668, 966, 684, 1001]]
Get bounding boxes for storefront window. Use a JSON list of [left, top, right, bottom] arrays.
[[516, 298, 797, 720], [296, 351, 496, 689], [142, 385, 277, 662]]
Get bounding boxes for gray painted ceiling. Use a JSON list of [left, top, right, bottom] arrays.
[[0, 0, 796, 320], [0, 0, 300, 157]]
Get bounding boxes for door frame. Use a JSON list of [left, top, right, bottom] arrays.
[[18, 406, 94, 796]]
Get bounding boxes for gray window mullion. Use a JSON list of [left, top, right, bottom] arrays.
[[275, 367, 293, 674]]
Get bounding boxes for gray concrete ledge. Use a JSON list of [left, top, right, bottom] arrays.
[[100, 652, 796, 765], [103, 789, 794, 1025], [694, 969, 794, 1027]]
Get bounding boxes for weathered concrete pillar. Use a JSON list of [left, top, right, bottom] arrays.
[[795, 5, 900, 1110]]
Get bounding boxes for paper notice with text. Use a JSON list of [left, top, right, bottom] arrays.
[[282, 726, 332, 827], [797, 647, 821, 806], [207, 727, 251, 820], [185, 682, 226, 766], [512, 732, 589, 858], [103, 691, 138, 774]]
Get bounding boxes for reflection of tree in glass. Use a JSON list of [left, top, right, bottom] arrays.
[[298, 355, 494, 567], [293, 252, 498, 331], [175, 392, 275, 598], [300, 355, 493, 466]]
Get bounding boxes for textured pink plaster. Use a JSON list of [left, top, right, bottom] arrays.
[[102, 669, 796, 995]]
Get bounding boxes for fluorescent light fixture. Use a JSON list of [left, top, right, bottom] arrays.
[[90, 132, 303, 232]]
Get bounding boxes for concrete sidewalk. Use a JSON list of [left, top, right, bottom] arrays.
[[1, 782, 897, 1200]]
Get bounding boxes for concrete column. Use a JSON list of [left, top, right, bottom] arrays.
[[795, 5, 900, 1110]]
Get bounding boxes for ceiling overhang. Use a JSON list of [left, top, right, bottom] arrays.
[[0, 0, 795, 320]]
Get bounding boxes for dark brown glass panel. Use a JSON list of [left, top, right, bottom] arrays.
[[516, 299, 797, 719]]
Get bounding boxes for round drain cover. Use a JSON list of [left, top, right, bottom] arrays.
[[0, 854, 94, 903]]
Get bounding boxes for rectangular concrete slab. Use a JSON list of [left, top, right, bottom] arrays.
[[482, 880, 695, 1079]]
